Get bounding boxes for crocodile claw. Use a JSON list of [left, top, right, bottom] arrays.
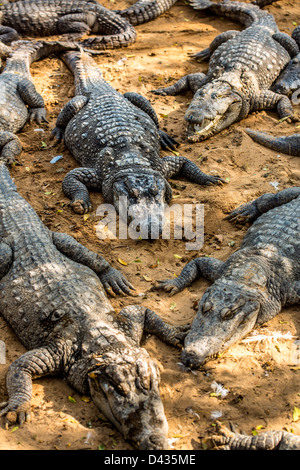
[[0, 401, 31, 428], [71, 199, 92, 215], [100, 267, 136, 297], [158, 130, 179, 151], [51, 126, 64, 143], [154, 278, 184, 296], [225, 202, 258, 223], [29, 107, 48, 124]]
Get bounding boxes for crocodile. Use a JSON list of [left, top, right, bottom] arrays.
[[52, 50, 223, 238], [0, 39, 86, 165], [152, 0, 299, 142], [210, 422, 300, 450], [155, 186, 300, 368], [0, 0, 136, 50], [0, 161, 190, 449]]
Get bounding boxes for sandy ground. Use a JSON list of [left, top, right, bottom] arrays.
[[0, 0, 299, 451]]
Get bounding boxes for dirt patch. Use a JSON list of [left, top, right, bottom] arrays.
[[0, 0, 299, 451]]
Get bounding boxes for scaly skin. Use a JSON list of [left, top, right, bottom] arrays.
[[272, 27, 300, 96], [152, 1, 299, 141], [245, 128, 300, 156], [113, 0, 177, 26], [0, 162, 189, 449], [155, 187, 300, 368], [0, 39, 84, 165], [210, 422, 300, 450], [0, 0, 136, 50], [52, 50, 223, 238]]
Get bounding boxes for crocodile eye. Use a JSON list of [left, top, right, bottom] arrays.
[[292, 57, 299, 64]]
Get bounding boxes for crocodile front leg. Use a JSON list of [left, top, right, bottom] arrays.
[[253, 89, 299, 122], [226, 187, 300, 223], [152, 72, 207, 96], [116, 305, 189, 348], [154, 257, 224, 295], [124, 91, 178, 150], [52, 95, 88, 142], [17, 79, 47, 124], [0, 131, 22, 165], [0, 242, 13, 279], [161, 154, 224, 185], [52, 231, 135, 296], [0, 342, 71, 428], [62, 167, 103, 214]]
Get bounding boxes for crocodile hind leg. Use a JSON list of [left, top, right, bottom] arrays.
[[226, 187, 300, 223], [52, 231, 135, 296], [0, 131, 22, 165], [116, 305, 190, 348], [161, 154, 224, 186], [0, 342, 71, 428], [52, 95, 89, 141], [190, 30, 240, 62], [151, 72, 207, 96], [123, 91, 178, 150], [62, 167, 103, 214], [154, 257, 224, 296]]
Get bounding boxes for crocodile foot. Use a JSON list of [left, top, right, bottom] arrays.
[[99, 267, 136, 297], [71, 199, 92, 214], [152, 278, 185, 296], [0, 401, 31, 428]]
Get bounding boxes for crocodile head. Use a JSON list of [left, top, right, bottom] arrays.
[[112, 173, 172, 238], [181, 281, 262, 368], [88, 348, 169, 450], [272, 53, 300, 97], [185, 81, 243, 141]]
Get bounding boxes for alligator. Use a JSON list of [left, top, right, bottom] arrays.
[[0, 39, 87, 165], [52, 50, 223, 238], [0, 161, 190, 449], [155, 186, 300, 368], [210, 422, 300, 450], [0, 0, 136, 50], [113, 0, 177, 26], [152, 0, 299, 141]]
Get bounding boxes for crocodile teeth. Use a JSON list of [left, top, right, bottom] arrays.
[[193, 120, 215, 134]]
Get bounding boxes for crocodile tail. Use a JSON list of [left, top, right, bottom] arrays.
[[0, 162, 17, 193], [60, 49, 103, 94], [188, 0, 214, 10], [245, 128, 300, 157]]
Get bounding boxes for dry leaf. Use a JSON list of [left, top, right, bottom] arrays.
[[118, 258, 128, 266]]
